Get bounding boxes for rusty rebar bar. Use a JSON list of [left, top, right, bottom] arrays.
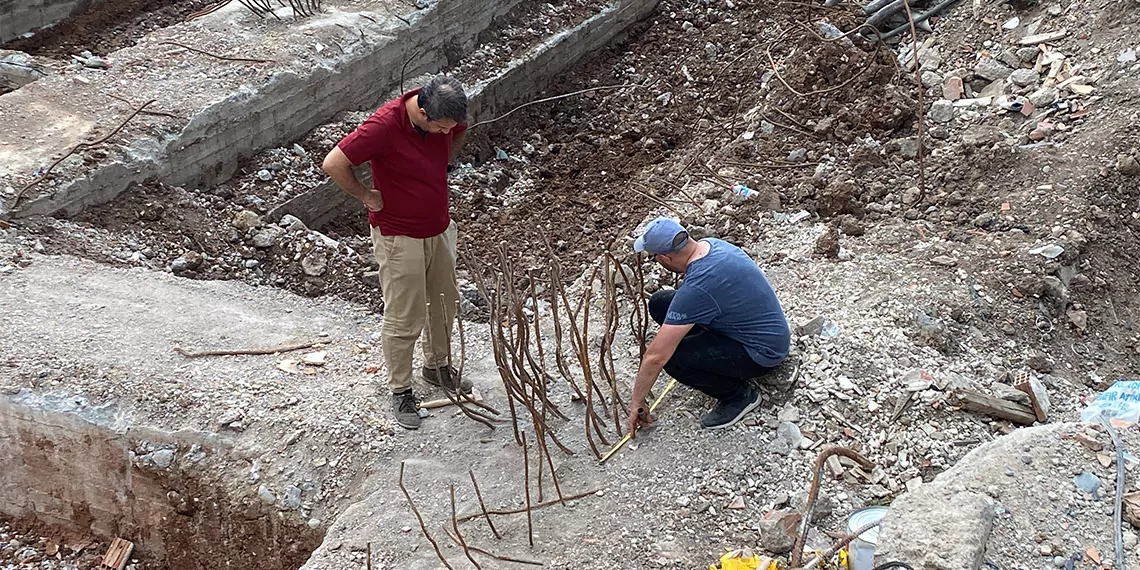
[[522, 432, 534, 547], [424, 301, 499, 430], [450, 484, 482, 570], [398, 462, 454, 570], [443, 528, 543, 566], [457, 489, 600, 523], [790, 447, 876, 568], [468, 470, 501, 540]]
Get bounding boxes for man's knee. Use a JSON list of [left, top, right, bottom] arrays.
[[648, 289, 675, 325]]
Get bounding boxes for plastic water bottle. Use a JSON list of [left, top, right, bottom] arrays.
[[732, 184, 753, 198]]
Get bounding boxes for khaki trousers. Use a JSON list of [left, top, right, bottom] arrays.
[[371, 221, 459, 393]]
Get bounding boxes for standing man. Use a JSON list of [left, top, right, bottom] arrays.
[[626, 217, 791, 433], [322, 76, 471, 430]]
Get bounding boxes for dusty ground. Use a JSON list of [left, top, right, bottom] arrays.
[[3, 0, 1140, 568]]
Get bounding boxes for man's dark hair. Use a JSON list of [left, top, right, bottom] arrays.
[[418, 76, 468, 122]]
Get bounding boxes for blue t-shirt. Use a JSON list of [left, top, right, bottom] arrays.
[[664, 239, 791, 367]]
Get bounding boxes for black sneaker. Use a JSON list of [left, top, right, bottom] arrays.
[[700, 385, 762, 429], [392, 390, 422, 430], [421, 365, 473, 393]]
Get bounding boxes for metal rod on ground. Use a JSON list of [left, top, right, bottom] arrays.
[[1102, 417, 1126, 570], [456, 489, 599, 523], [442, 528, 544, 566], [599, 378, 678, 463], [450, 484, 483, 570], [468, 470, 502, 539], [522, 432, 534, 547], [398, 462, 455, 570]]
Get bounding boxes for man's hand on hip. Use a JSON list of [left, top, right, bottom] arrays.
[[362, 189, 384, 212]]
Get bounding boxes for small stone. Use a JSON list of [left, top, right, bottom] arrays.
[[284, 485, 303, 510], [1020, 454, 1033, 465], [1017, 47, 1040, 62], [258, 486, 276, 505], [973, 57, 1013, 82], [1118, 155, 1140, 177], [280, 214, 308, 232], [776, 422, 804, 448], [943, 76, 963, 100], [308, 519, 321, 529], [1010, 68, 1039, 87], [929, 100, 956, 123], [257, 169, 273, 181], [252, 229, 280, 249], [301, 249, 329, 277], [896, 137, 919, 159], [757, 511, 800, 554], [244, 259, 260, 269], [171, 251, 203, 273], [795, 317, 826, 337], [992, 383, 1030, 405], [151, 449, 175, 469], [232, 210, 261, 232], [787, 148, 807, 163], [930, 255, 958, 267], [1028, 87, 1058, 107]]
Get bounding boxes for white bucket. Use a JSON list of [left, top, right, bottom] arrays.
[[846, 506, 888, 570]]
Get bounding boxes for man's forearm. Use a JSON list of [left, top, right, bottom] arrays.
[[630, 356, 667, 406], [328, 166, 371, 200]]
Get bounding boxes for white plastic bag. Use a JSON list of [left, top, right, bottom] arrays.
[[1081, 380, 1140, 425]]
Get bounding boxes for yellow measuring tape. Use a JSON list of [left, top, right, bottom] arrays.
[[599, 378, 678, 463]]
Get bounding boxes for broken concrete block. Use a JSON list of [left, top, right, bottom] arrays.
[[876, 490, 995, 570]]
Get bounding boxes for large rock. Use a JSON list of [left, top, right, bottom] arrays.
[[877, 490, 995, 570]]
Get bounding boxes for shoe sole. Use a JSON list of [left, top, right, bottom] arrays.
[[702, 392, 762, 430], [396, 418, 421, 430]]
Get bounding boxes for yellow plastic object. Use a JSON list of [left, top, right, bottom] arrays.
[[709, 550, 760, 570], [838, 548, 849, 569]]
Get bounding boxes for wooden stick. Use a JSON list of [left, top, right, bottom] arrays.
[[398, 462, 454, 570], [159, 41, 272, 63], [366, 542, 371, 570], [450, 484, 482, 570], [173, 341, 319, 358]]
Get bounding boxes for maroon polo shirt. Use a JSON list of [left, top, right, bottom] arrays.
[[337, 89, 466, 238]]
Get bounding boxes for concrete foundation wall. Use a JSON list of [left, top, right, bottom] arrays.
[[6, 0, 523, 219], [268, 0, 660, 230], [0, 0, 88, 44]]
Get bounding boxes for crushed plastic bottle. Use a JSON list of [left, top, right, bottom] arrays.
[[732, 184, 754, 198]]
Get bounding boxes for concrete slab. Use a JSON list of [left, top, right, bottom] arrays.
[[0, 0, 521, 218]]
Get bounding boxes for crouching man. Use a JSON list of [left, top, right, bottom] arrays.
[[626, 217, 791, 432]]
